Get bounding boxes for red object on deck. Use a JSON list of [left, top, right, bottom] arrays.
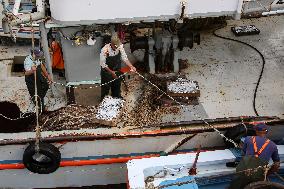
[[189, 145, 201, 175], [120, 66, 131, 73]]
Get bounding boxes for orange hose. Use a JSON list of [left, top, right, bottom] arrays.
[[60, 154, 159, 167], [0, 164, 25, 170], [0, 154, 160, 170]]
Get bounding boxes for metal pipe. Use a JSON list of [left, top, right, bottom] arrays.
[[1, 0, 8, 11], [0, 127, 229, 146], [0, 118, 282, 146], [235, 0, 244, 20], [39, 22, 53, 79], [12, 0, 21, 15], [2, 0, 45, 34], [39, 22, 56, 96], [1, 0, 9, 33], [161, 134, 196, 155], [2, 18, 10, 34], [262, 9, 284, 16], [36, 0, 45, 12], [243, 3, 284, 14], [151, 116, 280, 128], [0, 2, 3, 21], [9, 11, 45, 26]]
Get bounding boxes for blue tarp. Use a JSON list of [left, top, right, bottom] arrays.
[[159, 176, 198, 189]]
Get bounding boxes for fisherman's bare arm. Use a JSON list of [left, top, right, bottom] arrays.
[[24, 65, 37, 75], [120, 45, 136, 72], [41, 64, 52, 83], [104, 66, 117, 79], [269, 147, 280, 174], [272, 161, 280, 170], [124, 60, 136, 72]]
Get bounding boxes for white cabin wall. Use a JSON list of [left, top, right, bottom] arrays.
[[49, 0, 241, 24]]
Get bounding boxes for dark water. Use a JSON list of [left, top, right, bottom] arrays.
[[0, 101, 35, 133]]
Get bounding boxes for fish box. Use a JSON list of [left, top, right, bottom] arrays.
[[167, 78, 200, 97], [93, 96, 125, 127]]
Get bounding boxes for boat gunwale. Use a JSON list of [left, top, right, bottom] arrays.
[[0, 116, 281, 145]]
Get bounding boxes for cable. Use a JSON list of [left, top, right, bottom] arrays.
[[213, 25, 266, 116], [0, 58, 14, 61], [0, 112, 32, 121]]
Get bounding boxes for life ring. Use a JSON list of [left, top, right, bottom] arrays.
[[23, 142, 61, 174], [224, 123, 256, 148]]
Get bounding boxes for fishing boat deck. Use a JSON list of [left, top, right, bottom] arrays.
[[0, 15, 283, 136], [127, 145, 284, 188]]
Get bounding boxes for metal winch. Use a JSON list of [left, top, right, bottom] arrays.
[[130, 24, 200, 74]]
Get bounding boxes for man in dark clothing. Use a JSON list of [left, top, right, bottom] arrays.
[[229, 123, 280, 189], [24, 48, 52, 113], [99, 33, 136, 100]]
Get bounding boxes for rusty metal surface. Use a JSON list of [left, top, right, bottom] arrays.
[[0, 116, 282, 145]]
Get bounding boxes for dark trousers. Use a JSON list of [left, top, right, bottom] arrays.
[[229, 156, 267, 189], [101, 71, 121, 101], [25, 69, 49, 112]]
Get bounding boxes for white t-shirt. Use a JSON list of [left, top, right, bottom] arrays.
[[24, 54, 41, 71], [99, 44, 129, 68]]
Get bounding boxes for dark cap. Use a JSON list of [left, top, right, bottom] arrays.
[[31, 48, 44, 57], [255, 123, 268, 132]]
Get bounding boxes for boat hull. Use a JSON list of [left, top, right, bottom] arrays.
[[0, 122, 283, 188]]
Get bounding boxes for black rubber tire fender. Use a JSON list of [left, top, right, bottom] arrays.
[[23, 142, 61, 174]]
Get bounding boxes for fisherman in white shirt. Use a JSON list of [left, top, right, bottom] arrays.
[[24, 48, 52, 113], [99, 33, 136, 101]]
